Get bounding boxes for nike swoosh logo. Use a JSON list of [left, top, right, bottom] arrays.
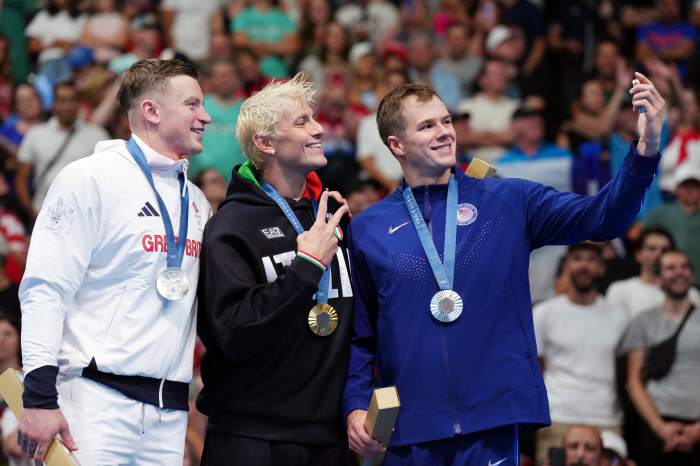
[[489, 458, 508, 466], [388, 221, 410, 234]]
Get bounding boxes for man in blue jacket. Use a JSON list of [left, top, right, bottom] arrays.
[[343, 74, 665, 465]]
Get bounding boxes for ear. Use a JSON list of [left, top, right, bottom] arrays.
[[141, 99, 160, 126], [387, 135, 405, 158], [633, 249, 642, 264], [253, 134, 274, 156], [598, 261, 606, 277]]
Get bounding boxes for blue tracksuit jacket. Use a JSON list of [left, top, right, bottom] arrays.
[[342, 143, 660, 447]]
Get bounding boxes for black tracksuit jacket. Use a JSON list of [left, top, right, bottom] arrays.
[[196, 166, 354, 445]]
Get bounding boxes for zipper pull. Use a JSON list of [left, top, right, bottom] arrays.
[[181, 160, 189, 197]]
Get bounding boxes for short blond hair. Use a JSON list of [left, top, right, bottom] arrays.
[[236, 73, 315, 173]]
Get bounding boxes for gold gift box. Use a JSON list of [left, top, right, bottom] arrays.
[[465, 158, 497, 179], [0, 368, 81, 466], [359, 386, 401, 466]]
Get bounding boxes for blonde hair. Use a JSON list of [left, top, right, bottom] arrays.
[[236, 73, 315, 173]]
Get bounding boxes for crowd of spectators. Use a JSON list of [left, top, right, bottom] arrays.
[[0, 0, 697, 464]]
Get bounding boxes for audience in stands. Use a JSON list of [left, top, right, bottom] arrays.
[[622, 249, 700, 465], [1, 1, 699, 464], [535, 243, 629, 465]]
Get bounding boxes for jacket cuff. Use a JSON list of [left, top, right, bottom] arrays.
[[291, 252, 327, 283], [22, 365, 60, 409], [625, 140, 661, 177], [296, 251, 327, 271], [342, 395, 371, 421]]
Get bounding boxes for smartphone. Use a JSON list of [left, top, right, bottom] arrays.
[[548, 447, 566, 466]]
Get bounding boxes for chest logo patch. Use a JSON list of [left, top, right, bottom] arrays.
[[192, 201, 203, 229], [42, 197, 75, 234], [456, 203, 477, 226], [261, 227, 285, 239]]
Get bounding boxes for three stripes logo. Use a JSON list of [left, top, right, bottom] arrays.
[[137, 202, 160, 217]]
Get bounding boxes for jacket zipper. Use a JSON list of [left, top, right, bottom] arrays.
[[424, 186, 462, 435]]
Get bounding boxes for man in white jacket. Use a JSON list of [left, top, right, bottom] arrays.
[[17, 59, 212, 466]]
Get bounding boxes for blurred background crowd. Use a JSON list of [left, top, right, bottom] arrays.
[[0, 0, 697, 464]]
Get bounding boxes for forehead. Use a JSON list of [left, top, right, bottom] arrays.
[[212, 62, 236, 74], [401, 95, 447, 125], [660, 252, 689, 268], [567, 248, 601, 261], [55, 86, 78, 99], [280, 98, 312, 121], [565, 427, 600, 447], [167, 75, 203, 99], [642, 233, 671, 247], [583, 81, 603, 93]]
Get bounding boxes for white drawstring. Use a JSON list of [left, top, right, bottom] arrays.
[[181, 160, 189, 197], [141, 403, 146, 434]]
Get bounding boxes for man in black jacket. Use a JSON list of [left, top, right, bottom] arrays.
[[197, 73, 354, 466]]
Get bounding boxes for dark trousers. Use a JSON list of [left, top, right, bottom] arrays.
[[201, 431, 352, 466], [635, 416, 700, 466]]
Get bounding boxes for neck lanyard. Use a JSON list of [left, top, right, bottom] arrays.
[[126, 138, 189, 269], [403, 175, 458, 291], [259, 178, 331, 304]]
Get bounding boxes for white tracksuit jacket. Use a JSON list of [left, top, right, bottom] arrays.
[[20, 135, 212, 394]]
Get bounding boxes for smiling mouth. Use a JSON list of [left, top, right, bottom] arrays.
[[431, 143, 451, 151], [306, 142, 323, 149], [191, 129, 203, 135]]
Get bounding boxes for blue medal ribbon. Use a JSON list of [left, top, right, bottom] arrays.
[[403, 175, 458, 291], [126, 138, 189, 269], [259, 178, 331, 304]]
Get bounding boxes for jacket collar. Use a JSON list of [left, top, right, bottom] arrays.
[[237, 160, 323, 200], [131, 133, 189, 178]]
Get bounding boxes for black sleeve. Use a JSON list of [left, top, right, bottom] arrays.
[[198, 213, 326, 364]]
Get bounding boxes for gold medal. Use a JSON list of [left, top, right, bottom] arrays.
[[308, 303, 338, 336]]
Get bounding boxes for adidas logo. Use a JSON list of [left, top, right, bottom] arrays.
[[137, 202, 160, 217]]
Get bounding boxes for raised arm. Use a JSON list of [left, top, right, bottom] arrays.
[[200, 192, 348, 363]]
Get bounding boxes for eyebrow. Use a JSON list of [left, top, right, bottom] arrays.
[[292, 113, 315, 122], [417, 114, 452, 126]]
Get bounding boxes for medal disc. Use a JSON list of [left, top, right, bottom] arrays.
[[157, 267, 190, 300], [308, 303, 338, 336], [430, 290, 463, 322]]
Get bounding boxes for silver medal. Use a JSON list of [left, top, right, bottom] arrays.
[[157, 267, 190, 300], [430, 290, 463, 322]]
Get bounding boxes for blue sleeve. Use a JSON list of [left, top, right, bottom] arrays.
[[680, 23, 697, 41], [341, 221, 378, 420], [525, 142, 659, 250], [636, 25, 651, 43]]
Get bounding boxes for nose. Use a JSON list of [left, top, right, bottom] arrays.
[[311, 117, 324, 137], [438, 123, 451, 138], [199, 107, 212, 125]]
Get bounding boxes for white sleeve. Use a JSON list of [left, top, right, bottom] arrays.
[[20, 161, 103, 376], [532, 302, 548, 358], [15, 127, 38, 166], [1, 408, 18, 440], [24, 11, 48, 40], [355, 115, 379, 162], [605, 281, 625, 313]]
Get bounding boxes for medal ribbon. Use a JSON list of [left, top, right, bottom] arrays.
[[126, 138, 189, 269], [403, 175, 458, 291], [259, 178, 331, 304]]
